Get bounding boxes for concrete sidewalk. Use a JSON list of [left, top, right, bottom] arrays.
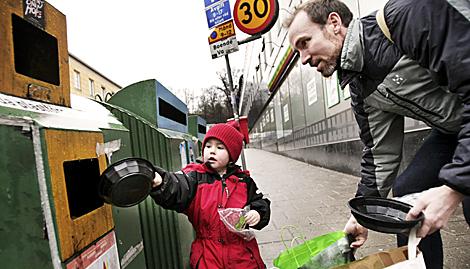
[[243, 148, 470, 268]]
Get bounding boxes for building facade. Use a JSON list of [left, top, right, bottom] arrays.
[[68, 53, 121, 101], [240, 0, 430, 176]]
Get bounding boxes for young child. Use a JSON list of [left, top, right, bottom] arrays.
[[150, 123, 271, 269]]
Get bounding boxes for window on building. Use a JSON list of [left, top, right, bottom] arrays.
[[258, 54, 263, 82], [73, 70, 81, 90], [89, 79, 94, 97], [263, 43, 268, 72], [253, 75, 258, 90], [266, 32, 273, 57]]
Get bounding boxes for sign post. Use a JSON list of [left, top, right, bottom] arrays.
[[223, 53, 247, 169], [204, 0, 239, 59], [203, 0, 279, 169]]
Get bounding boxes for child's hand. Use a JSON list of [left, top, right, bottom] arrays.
[[152, 172, 162, 188], [244, 210, 260, 227]]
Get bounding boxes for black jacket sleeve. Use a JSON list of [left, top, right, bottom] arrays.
[[386, 0, 470, 195], [243, 175, 271, 230], [149, 166, 198, 213]]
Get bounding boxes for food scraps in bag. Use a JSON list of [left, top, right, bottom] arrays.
[[234, 215, 247, 230], [218, 208, 256, 241]]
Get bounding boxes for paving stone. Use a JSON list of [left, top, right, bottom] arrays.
[[243, 149, 470, 268]]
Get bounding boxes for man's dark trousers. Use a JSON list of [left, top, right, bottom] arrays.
[[393, 129, 470, 269]]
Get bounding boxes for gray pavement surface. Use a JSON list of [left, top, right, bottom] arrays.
[[243, 149, 470, 268]]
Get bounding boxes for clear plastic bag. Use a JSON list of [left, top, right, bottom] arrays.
[[218, 208, 256, 241], [393, 191, 423, 206]]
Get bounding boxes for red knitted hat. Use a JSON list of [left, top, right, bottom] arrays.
[[202, 123, 244, 162]]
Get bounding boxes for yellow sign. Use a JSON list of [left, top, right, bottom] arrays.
[[208, 20, 236, 44], [233, 0, 279, 35]]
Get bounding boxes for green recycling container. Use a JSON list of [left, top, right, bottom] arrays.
[[76, 95, 147, 269], [188, 115, 207, 157], [0, 93, 129, 269], [105, 79, 195, 269]]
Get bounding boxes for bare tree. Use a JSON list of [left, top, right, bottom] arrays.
[[189, 68, 245, 123], [194, 86, 232, 124], [214, 68, 244, 117], [171, 87, 198, 113]]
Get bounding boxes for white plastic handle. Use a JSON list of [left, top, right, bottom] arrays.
[[407, 226, 421, 260]]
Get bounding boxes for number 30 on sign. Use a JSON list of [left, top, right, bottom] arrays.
[[233, 0, 279, 35]]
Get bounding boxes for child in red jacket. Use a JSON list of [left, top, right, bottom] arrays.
[[150, 123, 271, 269]]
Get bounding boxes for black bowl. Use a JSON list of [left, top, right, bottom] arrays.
[[348, 196, 424, 234], [99, 157, 155, 207]]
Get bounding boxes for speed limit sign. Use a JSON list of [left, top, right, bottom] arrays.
[[233, 0, 279, 35]]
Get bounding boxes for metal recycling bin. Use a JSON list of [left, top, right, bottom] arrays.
[[73, 95, 147, 269], [105, 79, 195, 269], [188, 115, 207, 158], [0, 93, 128, 268], [0, 1, 123, 268]]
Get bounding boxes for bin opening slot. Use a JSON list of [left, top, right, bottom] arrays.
[[158, 98, 187, 125], [12, 13, 60, 86], [198, 124, 206, 134], [63, 158, 103, 219]]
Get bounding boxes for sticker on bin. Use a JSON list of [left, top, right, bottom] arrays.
[[66, 231, 120, 269]]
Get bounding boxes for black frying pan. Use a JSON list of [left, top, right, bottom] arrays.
[[99, 157, 155, 207]]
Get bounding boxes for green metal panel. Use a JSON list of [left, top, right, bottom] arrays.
[[102, 102, 194, 269], [188, 115, 206, 158], [1, 94, 137, 268], [112, 206, 147, 269], [104, 129, 147, 269], [188, 115, 206, 142], [107, 79, 189, 134], [107, 80, 158, 125], [176, 213, 194, 268], [188, 115, 198, 139], [69, 96, 146, 269], [0, 124, 53, 269]]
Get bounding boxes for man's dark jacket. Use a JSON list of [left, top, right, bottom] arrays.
[[339, 0, 470, 197]]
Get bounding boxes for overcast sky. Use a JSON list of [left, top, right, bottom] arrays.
[[46, 0, 248, 93]]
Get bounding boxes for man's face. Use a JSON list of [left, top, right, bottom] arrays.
[[203, 138, 230, 174], [288, 11, 342, 77]]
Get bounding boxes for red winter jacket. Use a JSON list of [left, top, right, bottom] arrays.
[[150, 162, 271, 269]]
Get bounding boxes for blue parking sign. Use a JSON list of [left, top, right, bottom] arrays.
[[205, 0, 232, 29], [204, 0, 219, 8]]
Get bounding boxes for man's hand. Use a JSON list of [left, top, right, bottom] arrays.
[[152, 172, 163, 188], [407, 185, 464, 238], [245, 210, 261, 227], [344, 215, 368, 248]]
